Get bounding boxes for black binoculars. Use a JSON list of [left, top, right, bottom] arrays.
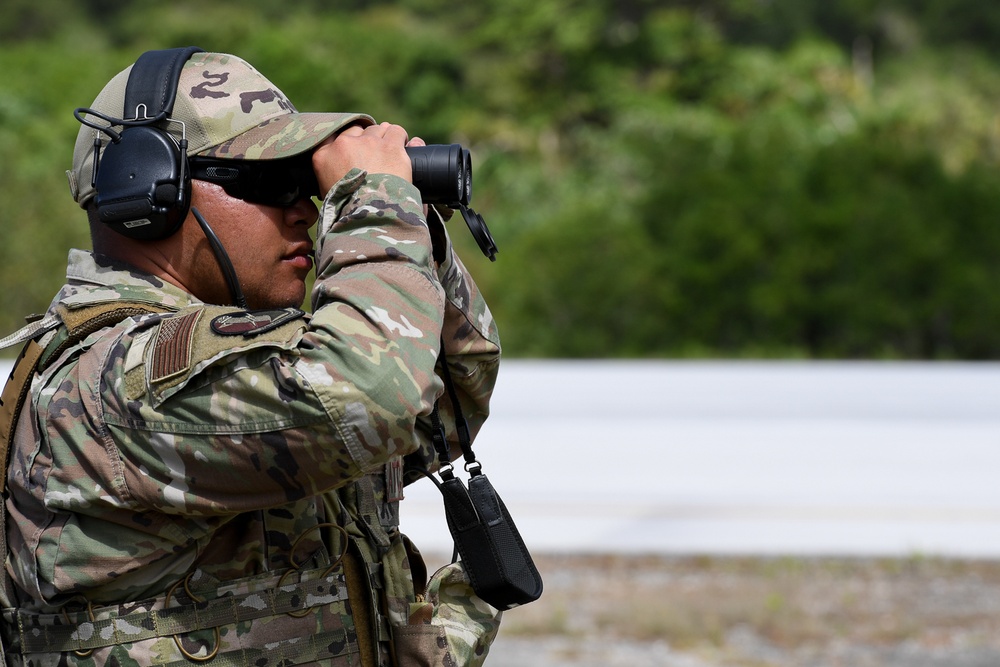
[[406, 144, 497, 261]]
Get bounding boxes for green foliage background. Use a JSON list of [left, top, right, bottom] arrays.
[[3, 0, 1000, 358]]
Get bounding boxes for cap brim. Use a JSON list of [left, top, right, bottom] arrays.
[[197, 112, 376, 160]]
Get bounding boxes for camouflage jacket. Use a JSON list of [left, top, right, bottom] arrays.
[[1, 170, 502, 666]]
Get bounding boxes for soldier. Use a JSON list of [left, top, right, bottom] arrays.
[[0, 49, 502, 665]]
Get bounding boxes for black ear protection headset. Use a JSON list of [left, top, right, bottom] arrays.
[[76, 46, 205, 241], [75, 46, 251, 308]]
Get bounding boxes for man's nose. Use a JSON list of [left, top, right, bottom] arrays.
[[286, 197, 319, 228]]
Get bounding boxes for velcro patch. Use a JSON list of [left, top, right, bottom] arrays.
[[385, 457, 405, 503], [152, 310, 201, 381], [210, 308, 305, 337]]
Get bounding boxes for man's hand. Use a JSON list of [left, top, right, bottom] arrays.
[[313, 122, 425, 195]]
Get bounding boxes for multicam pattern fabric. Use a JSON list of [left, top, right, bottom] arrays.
[[2, 171, 502, 665], [69, 51, 376, 207], [394, 563, 501, 667], [3, 563, 361, 665]]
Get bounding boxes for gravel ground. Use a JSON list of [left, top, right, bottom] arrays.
[[460, 553, 1000, 667]]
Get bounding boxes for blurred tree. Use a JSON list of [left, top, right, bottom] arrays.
[[2, 0, 1000, 359], [0, 0, 86, 41]]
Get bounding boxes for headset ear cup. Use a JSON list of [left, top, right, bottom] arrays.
[[94, 126, 190, 241]]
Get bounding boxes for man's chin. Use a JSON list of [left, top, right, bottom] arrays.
[[246, 287, 307, 311]]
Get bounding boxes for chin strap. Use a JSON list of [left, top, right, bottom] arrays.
[[191, 207, 249, 310]]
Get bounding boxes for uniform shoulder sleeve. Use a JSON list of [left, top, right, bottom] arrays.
[[141, 305, 308, 406]]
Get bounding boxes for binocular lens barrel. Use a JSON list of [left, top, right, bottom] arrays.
[[406, 144, 471, 207], [405, 143, 496, 261]]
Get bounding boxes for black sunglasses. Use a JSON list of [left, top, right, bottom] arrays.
[[188, 156, 319, 208]]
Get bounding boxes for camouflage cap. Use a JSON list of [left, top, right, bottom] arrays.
[[68, 51, 375, 207]]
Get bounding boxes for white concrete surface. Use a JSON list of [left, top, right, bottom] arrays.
[[399, 360, 1000, 558]]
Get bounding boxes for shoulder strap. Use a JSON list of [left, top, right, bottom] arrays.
[[0, 342, 45, 498], [1, 301, 167, 489], [43, 302, 166, 367], [0, 301, 167, 609], [0, 340, 46, 611], [0, 314, 60, 353]]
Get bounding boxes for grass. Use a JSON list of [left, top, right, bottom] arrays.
[[497, 552, 1000, 661]]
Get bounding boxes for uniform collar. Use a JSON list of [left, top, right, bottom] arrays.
[[57, 249, 199, 311]]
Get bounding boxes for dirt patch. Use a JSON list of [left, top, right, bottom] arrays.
[[476, 553, 1000, 667]]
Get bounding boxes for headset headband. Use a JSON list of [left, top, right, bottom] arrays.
[[124, 46, 205, 122]]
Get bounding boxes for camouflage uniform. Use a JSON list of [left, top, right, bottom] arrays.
[[0, 160, 502, 663]]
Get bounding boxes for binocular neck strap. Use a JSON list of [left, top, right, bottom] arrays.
[[428, 345, 477, 476]]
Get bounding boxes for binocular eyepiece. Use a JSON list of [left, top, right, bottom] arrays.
[[406, 144, 471, 208], [406, 144, 497, 261]]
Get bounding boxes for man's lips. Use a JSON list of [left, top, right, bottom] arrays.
[[283, 245, 314, 271]]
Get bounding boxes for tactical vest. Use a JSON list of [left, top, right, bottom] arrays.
[[0, 302, 440, 667]]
